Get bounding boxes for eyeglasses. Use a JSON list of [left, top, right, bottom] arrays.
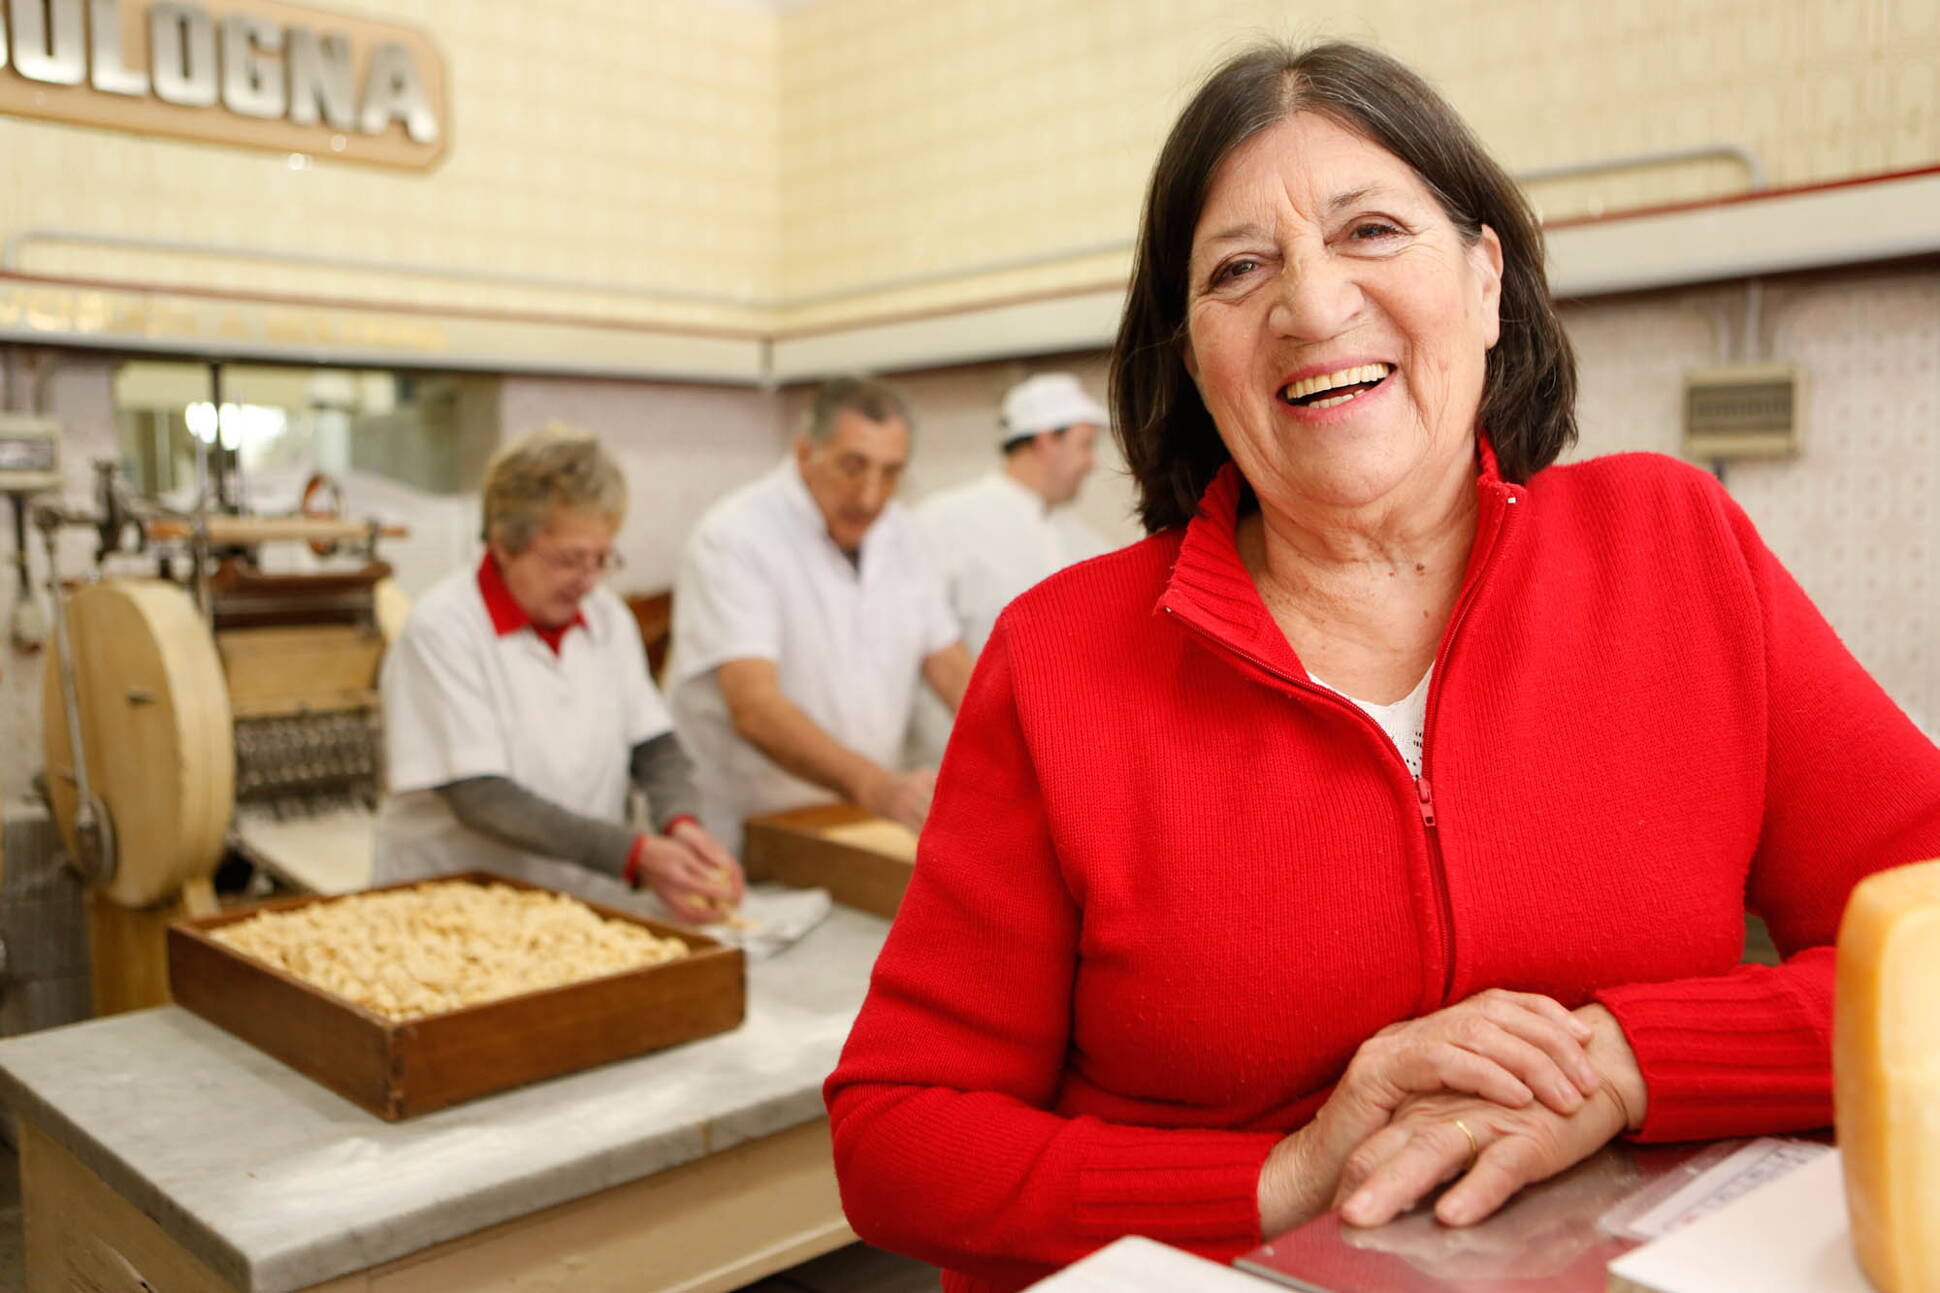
[[532, 547, 625, 576]]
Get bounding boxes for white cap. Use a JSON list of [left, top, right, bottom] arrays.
[[999, 373, 1108, 446]]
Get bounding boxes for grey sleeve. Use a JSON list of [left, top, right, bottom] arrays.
[[630, 732, 702, 831], [435, 777, 637, 879]]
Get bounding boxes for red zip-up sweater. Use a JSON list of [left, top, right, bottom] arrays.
[[824, 449, 1940, 1292]]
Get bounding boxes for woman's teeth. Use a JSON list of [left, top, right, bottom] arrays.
[[1280, 363, 1392, 408]]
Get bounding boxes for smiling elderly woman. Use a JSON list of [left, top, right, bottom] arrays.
[[375, 423, 743, 923], [822, 41, 1940, 1292]]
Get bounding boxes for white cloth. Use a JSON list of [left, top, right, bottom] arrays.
[[667, 459, 959, 852], [638, 883, 833, 963], [906, 471, 1111, 763], [374, 569, 672, 887], [1310, 667, 1431, 778]]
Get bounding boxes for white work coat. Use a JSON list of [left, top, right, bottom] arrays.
[[373, 566, 672, 902], [905, 471, 1112, 763], [667, 459, 958, 852], [914, 470, 1113, 655]]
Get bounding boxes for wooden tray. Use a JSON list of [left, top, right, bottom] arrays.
[[742, 803, 916, 919], [166, 872, 745, 1120]]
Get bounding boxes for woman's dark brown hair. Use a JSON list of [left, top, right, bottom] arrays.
[[1110, 41, 1577, 532]]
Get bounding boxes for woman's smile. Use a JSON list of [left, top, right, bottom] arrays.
[[1276, 360, 1397, 421]]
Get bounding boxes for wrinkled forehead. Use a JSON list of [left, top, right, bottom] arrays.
[[1192, 112, 1432, 245]]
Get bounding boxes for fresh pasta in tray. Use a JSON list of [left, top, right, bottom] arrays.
[[210, 881, 690, 1021]]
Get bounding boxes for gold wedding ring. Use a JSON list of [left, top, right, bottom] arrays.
[[1451, 1118, 1480, 1172]]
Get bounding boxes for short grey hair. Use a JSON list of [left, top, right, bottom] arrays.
[[482, 422, 627, 554], [802, 376, 912, 445]]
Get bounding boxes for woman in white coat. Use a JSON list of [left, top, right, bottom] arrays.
[[375, 424, 743, 923]]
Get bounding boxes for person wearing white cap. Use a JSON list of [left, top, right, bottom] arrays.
[[907, 373, 1114, 763]]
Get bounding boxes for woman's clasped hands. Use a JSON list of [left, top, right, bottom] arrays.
[[1257, 992, 1646, 1236]]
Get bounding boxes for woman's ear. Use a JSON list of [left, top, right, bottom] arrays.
[[1472, 225, 1504, 351]]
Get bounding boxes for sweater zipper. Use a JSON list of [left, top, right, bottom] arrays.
[[1163, 485, 1518, 1009], [1415, 487, 1518, 1004]]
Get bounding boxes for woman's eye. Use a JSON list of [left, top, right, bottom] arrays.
[[1349, 221, 1402, 241], [1213, 258, 1260, 285]]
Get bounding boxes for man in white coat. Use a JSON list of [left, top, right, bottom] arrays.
[[668, 378, 972, 853], [906, 373, 1113, 763]]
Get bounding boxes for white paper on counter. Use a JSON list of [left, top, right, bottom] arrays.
[[1604, 1136, 1831, 1240], [1604, 1151, 1870, 1293]]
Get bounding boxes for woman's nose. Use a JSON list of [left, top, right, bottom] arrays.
[[1266, 253, 1362, 341]]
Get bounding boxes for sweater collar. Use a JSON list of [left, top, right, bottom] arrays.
[[1157, 438, 1520, 684]]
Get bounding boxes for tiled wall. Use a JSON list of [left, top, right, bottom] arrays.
[[3, 2, 1934, 333], [0, 0, 780, 333], [499, 375, 788, 593], [776, 0, 1940, 327]]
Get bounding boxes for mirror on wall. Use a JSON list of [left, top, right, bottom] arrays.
[[111, 361, 498, 508]]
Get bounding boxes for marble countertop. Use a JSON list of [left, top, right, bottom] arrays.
[[0, 904, 889, 1292]]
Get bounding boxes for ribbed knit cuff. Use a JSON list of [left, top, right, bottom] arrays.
[[1073, 1125, 1280, 1250], [1593, 962, 1833, 1143]]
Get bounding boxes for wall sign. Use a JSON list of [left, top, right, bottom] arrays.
[[0, 0, 446, 169]]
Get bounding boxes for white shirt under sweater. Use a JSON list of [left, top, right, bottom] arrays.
[[1309, 668, 1431, 778]]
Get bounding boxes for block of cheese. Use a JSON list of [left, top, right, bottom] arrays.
[[1834, 857, 1940, 1292]]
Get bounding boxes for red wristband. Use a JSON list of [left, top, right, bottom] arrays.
[[622, 834, 647, 888], [660, 814, 699, 838]]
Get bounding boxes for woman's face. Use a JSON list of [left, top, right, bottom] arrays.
[[1183, 112, 1503, 518], [493, 506, 619, 628]]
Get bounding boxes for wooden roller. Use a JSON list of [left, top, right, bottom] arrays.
[[146, 516, 408, 545], [40, 581, 234, 909]]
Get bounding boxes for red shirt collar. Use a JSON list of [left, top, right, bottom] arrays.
[[477, 553, 586, 655]]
